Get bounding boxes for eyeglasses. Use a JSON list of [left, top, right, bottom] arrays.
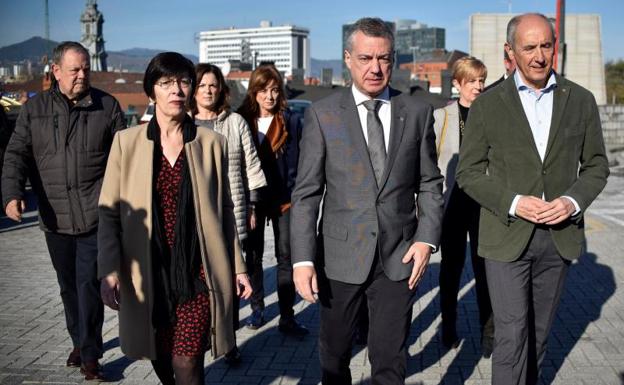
[[156, 78, 192, 90]]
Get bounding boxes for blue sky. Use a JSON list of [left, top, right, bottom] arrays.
[[1, 0, 622, 61]]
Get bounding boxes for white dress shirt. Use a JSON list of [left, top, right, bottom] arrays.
[[352, 85, 392, 151]]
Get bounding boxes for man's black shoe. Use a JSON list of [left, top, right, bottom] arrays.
[[481, 334, 494, 358], [80, 360, 107, 382], [224, 346, 242, 365], [246, 309, 265, 330], [278, 318, 309, 336], [66, 347, 81, 367], [442, 330, 460, 349]]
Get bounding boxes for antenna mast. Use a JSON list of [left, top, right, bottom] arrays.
[[44, 0, 50, 40]]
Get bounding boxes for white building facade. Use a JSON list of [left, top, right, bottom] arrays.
[[198, 21, 310, 77], [470, 13, 606, 105]]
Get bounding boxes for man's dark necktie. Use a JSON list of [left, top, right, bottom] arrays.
[[363, 99, 386, 186]]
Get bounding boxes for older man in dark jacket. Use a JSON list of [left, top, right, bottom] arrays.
[[2, 41, 125, 381]]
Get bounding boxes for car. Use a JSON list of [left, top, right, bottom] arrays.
[[140, 102, 155, 124], [287, 99, 311, 116]]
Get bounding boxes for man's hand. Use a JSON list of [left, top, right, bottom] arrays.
[[293, 265, 318, 303], [236, 273, 253, 300], [5, 199, 26, 222], [515, 196, 549, 223], [401, 242, 432, 290], [536, 197, 575, 225], [101, 274, 120, 311], [247, 206, 257, 231]]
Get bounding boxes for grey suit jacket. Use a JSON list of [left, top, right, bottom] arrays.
[[290, 87, 444, 284], [456, 74, 609, 262]]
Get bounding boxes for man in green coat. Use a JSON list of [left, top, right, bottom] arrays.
[[456, 13, 609, 385]]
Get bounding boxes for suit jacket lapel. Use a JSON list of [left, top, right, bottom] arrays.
[[378, 89, 405, 192], [340, 90, 378, 190], [544, 75, 570, 161], [499, 76, 542, 162]]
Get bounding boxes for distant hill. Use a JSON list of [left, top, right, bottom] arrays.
[[310, 58, 343, 80], [2, 37, 340, 78], [0, 37, 58, 64], [0, 37, 198, 73], [107, 48, 198, 73]]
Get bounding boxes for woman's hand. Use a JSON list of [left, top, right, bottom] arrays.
[[235, 273, 253, 300], [101, 274, 120, 311]]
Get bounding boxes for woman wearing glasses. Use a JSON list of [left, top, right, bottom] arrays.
[[98, 52, 252, 385], [237, 64, 307, 335]]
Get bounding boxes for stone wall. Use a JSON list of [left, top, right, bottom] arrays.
[[600, 104, 624, 149]]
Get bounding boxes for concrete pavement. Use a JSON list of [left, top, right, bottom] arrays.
[[1, 170, 624, 385]]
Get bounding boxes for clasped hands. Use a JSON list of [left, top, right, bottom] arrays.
[[515, 196, 576, 225], [293, 242, 432, 304]]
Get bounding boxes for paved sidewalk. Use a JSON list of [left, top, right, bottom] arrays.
[[1, 171, 624, 385]]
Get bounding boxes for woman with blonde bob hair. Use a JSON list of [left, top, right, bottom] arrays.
[[237, 64, 308, 335], [434, 56, 495, 356]]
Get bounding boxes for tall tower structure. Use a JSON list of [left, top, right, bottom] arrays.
[[80, 0, 107, 71]]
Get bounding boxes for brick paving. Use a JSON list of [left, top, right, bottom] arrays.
[[1, 170, 624, 384]]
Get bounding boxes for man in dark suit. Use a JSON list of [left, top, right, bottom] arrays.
[[483, 49, 516, 92], [290, 17, 444, 384], [456, 13, 609, 385]]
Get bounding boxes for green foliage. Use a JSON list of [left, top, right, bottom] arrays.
[[605, 60, 624, 104]]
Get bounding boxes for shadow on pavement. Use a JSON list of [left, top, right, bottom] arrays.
[[406, 258, 487, 384], [103, 337, 135, 383], [542, 252, 615, 384], [209, 300, 320, 384]]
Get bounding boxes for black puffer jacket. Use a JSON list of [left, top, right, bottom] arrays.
[[1, 86, 125, 234]]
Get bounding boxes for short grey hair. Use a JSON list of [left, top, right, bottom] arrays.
[[506, 13, 556, 49], [345, 17, 395, 53], [52, 41, 90, 65]]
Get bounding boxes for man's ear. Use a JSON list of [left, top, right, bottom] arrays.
[[344, 50, 352, 70], [504, 42, 515, 62], [51, 63, 61, 81]]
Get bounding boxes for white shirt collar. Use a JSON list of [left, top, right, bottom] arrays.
[[514, 70, 557, 93], [351, 85, 390, 106]]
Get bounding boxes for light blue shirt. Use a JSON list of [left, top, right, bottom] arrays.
[[514, 70, 557, 161], [508, 71, 580, 216]]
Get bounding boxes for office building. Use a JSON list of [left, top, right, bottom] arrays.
[[198, 21, 310, 77], [395, 19, 445, 65]]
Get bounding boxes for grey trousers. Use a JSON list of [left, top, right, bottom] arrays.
[[485, 227, 570, 385]]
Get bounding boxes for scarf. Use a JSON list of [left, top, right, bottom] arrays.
[[253, 112, 288, 155], [147, 115, 207, 327]]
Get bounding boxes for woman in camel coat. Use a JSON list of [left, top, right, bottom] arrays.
[[97, 52, 251, 385]]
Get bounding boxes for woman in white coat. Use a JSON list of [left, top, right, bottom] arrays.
[[191, 63, 267, 364]]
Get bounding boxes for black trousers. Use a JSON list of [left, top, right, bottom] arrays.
[[318, 258, 415, 385], [245, 208, 295, 319], [439, 185, 492, 335], [44, 230, 104, 361], [485, 227, 570, 385]]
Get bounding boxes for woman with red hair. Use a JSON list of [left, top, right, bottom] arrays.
[[237, 64, 307, 335]]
